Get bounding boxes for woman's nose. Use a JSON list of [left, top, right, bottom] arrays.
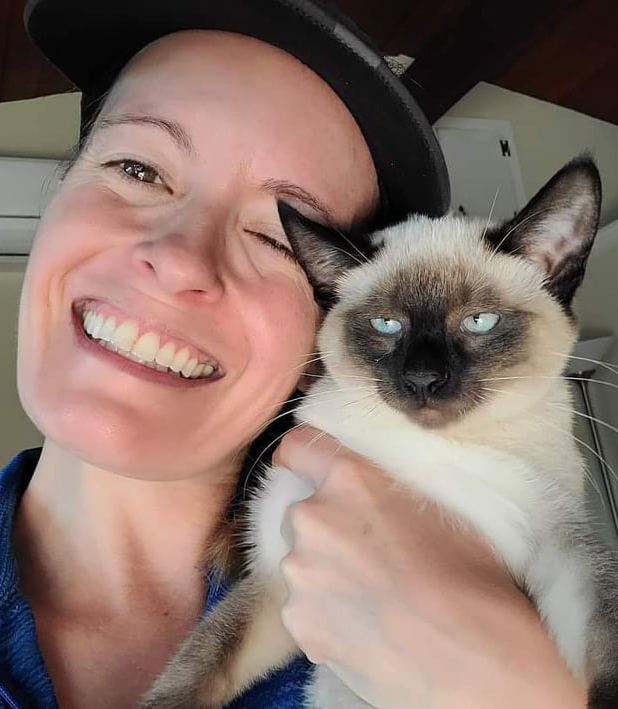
[[132, 232, 225, 303]]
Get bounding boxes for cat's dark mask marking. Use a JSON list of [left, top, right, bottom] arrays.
[[343, 273, 532, 425], [277, 201, 376, 310], [483, 156, 601, 312]]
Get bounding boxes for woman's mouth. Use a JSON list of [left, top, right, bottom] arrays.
[[75, 301, 221, 380]]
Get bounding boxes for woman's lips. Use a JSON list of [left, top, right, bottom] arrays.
[[72, 305, 224, 388]]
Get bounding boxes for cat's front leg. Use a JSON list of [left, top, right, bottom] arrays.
[[140, 574, 298, 709], [526, 537, 618, 709], [585, 547, 618, 709]]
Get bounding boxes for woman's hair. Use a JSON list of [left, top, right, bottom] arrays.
[[59, 91, 111, 179]]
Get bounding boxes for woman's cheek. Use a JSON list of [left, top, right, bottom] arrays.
[[273, 275, 319, 357], [249, 274, 318, 384]]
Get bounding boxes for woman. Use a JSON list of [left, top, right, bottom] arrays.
[[1, 0, 586, 707]]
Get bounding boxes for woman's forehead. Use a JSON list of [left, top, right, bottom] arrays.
[[101, 30, 379, 226]]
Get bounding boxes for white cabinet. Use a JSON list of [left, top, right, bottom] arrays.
[[434, 117, 526, 221], [0, 157, 60, 255]]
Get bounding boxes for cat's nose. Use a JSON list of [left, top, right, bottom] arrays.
[[403, 370, 449, 397]]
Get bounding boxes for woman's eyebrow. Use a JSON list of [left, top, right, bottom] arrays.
[[97, 113, 195, 156], [260, 178, 334, 225]]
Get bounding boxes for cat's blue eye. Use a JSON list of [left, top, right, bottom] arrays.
[[461, 312, 500, 335], [370, 317, 402, 335]]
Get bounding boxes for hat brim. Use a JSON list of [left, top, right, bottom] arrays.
[[25, 0, 450, 224]]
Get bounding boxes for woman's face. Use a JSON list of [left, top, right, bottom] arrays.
[[17, 31, 378, 481]]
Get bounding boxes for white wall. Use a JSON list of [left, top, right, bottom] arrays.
[[0, 93, 77, 464], [0, 261, 42, 467], [0, 93, 79, 159], [573, 236, 618, 528], [446, 82, 618, 226]]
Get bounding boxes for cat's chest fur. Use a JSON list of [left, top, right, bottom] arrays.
[[252, 375, 579, 584]]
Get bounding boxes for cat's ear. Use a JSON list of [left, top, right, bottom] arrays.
[[277, 201, 372, 308], [485, 156, 601, 309]]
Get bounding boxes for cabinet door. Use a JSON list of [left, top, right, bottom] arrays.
[[0, 217, 38, 255], [0, 158, 60, 217], [434, 117, 525, 221], [0, 157, 58, 256]]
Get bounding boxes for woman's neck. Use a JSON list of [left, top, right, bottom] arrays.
[[12, 439, 237, 620]]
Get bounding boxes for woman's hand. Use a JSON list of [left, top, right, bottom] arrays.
[[272, 426, 587, 709]]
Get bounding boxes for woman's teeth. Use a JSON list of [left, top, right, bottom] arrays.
[[81, 310, 217, 379]]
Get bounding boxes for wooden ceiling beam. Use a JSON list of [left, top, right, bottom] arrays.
[[498, 0, 618, 125], [402, 0, 578, 123]]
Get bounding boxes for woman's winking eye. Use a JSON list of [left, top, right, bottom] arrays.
[[244, 229, 296, 261]]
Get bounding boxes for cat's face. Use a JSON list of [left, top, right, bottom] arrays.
[[280, 157, 601, 430], [320, 219, 575, 428]]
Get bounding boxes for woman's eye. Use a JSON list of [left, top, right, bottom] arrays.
[[461, 312, 501, 335], [104, 159, 168, 190], [245, 230, 296, 261], [370, 317, 402, 336]]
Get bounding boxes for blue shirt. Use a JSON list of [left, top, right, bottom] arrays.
[[0, 450, 312, 708]]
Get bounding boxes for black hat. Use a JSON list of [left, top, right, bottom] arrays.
[[24, 0, 450, 225]]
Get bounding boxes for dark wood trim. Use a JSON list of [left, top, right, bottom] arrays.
[[402, 0, 578, 122]]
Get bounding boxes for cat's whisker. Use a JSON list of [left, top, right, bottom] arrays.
[[244, 384, 372, 492], [303, 429, 330, 451], [294, 386, 376, 410], [283, 352, 337, 378], [243, 419, 312, 494], [326, 243, 366, 268], [480, 386, 617, 498], [488, 206, 558, 260], [481, 386, 618, 439], [251, 402, 303, 435], [480, 374, 618, 393], [293, 352, 336, 370], [364, 397, 387, 420], [549, 351, 618, 379], [526, 411, 607, 506], [295, 387, 378, 412], [296, 390, 378, 419], [301, 372, 382, 382], [481, 185, 500, 242], [250, 388, 331, 423], [252, 386, 377, 436], [340, 392, 377, 411], [554, 403, 618, 439], [249, 395, 305, 424], [331, 227, 370, 265]]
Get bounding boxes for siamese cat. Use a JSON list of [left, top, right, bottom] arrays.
[[141, 157, 618, 709]]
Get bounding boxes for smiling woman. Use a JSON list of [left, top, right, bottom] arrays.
[[18, 31, 381, 485], [0, 2, 589, 709], [2, 16, 400, 708]]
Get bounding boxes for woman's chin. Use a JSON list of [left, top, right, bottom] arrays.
[[23, 392, 215, 482]]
